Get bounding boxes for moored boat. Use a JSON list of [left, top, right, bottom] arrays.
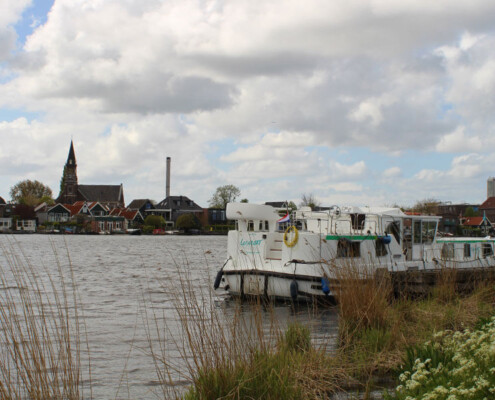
[[214, 203, 495, 301]]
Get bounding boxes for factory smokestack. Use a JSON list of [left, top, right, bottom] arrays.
[[166, 157, 171, 198]]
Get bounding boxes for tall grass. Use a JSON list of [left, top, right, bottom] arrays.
[[0, 239, 90, 399], [143, 265, 349, 400]]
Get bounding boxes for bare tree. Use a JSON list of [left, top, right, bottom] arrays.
[[299, 193, 320, 210]]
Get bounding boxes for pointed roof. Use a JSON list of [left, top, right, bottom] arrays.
[[480, 197, 495, 209], [66, 140, 77, 166], [78, 184, 123, 204], [462, 216, 492, 227]]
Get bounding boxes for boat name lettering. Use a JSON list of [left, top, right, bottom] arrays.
[[240, 239, 262, 246]]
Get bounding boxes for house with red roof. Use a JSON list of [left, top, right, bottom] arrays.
[[460, 215, 493, 236], [109, 207, 144, 229]]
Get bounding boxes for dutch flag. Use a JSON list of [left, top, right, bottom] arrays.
[[277, 213, 290, 223]]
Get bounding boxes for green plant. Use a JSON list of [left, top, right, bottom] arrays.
[[176, 213, 200, 230], [143, 215, 166, 228], [389, 317, 495, 400], [279, 322, 311, 353]]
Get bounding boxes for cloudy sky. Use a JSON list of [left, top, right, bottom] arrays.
[[1, 0, 495, 208]]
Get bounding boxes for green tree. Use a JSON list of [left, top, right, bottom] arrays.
[[176, 213, 200, 231], [208, 185, 241, 209], [143, 215, 166, 228], [10, 180, 53, 206], [240, 198, 249, 203], [464, 206, 480, 217], [287, 201, 297, 212]]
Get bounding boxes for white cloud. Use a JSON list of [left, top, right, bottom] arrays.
[[435, 126, 483, 153], [382, 167, 402, 178]]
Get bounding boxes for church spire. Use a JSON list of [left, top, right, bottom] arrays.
[[66, 140, 77, 167], [57, 141, 79, 204]]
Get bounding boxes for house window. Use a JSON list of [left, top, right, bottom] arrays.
[[464, 243, 471, 258], [441, 243, 455, 259], [247, 221, 254, 231], [337, 239, 360, 258]]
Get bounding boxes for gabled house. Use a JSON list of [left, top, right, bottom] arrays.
[[109, 208, 144, 229], [127, 199, 155, 216], [153, 195, 203, 227], [460, 215, 493, 236], [69, 201, 109, 217], [46, 204, 72, 223]]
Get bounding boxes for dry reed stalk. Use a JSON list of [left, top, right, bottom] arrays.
[[0, 238, 90, 399], [141, 257, 352, 399], [331, 259, 392, 332]]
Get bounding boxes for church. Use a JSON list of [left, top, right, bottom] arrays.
[[57, 141, 125, 209]]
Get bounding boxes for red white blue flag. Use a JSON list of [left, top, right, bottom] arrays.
[[277, 213, 290, 223]]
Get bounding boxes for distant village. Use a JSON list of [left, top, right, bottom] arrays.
[[1, 141, 495, 236], [0, 141, 230, 235]]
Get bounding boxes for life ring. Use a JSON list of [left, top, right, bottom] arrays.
[[283, 225, 299, 247]]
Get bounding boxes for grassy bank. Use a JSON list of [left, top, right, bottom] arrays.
[[0, 239, 494, 399], [165, 266, 495, 399]]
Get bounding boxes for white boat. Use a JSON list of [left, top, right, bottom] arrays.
[[213, 202, 495, 301]]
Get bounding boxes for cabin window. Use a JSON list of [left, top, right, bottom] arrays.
[[422, 221, 437, 244], [265, 221, 269, 231], [385, 222, 400, 244], [351, 214, 366, 230], [464, 243, 471, 258], [413, 221, 421, 244], [375, 239, 388, 257], [441, 243, 455, 259], [482, 243, 493, 258], [337, 239, 360, 258], [247, 221, 254, 231]]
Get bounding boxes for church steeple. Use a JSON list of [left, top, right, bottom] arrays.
[[67, 140, 77, 167], [57, 141, 79, 204]]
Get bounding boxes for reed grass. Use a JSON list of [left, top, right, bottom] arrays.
[[141, 263, 351, 400], [0, 239, 90, 399]]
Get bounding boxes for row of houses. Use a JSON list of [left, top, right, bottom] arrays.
[[0, 194, 228, 234]]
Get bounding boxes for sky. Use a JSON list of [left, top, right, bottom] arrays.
[[1, 0, 495, 208]]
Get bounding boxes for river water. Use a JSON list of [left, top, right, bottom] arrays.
[[0, 235, 339, 399]]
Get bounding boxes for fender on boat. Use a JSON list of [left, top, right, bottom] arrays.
[[290, 280, 298, 300], [321, 277, 330, 295], [213, 269, 224, 290], [378, 235, 392, 244]]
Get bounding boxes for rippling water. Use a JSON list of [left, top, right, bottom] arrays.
[[0, 234, 339, 399]]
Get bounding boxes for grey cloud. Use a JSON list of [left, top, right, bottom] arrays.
[[0, 29, 16, 61], [191, 51, 322, 78], [35, 72, 237, 114]]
